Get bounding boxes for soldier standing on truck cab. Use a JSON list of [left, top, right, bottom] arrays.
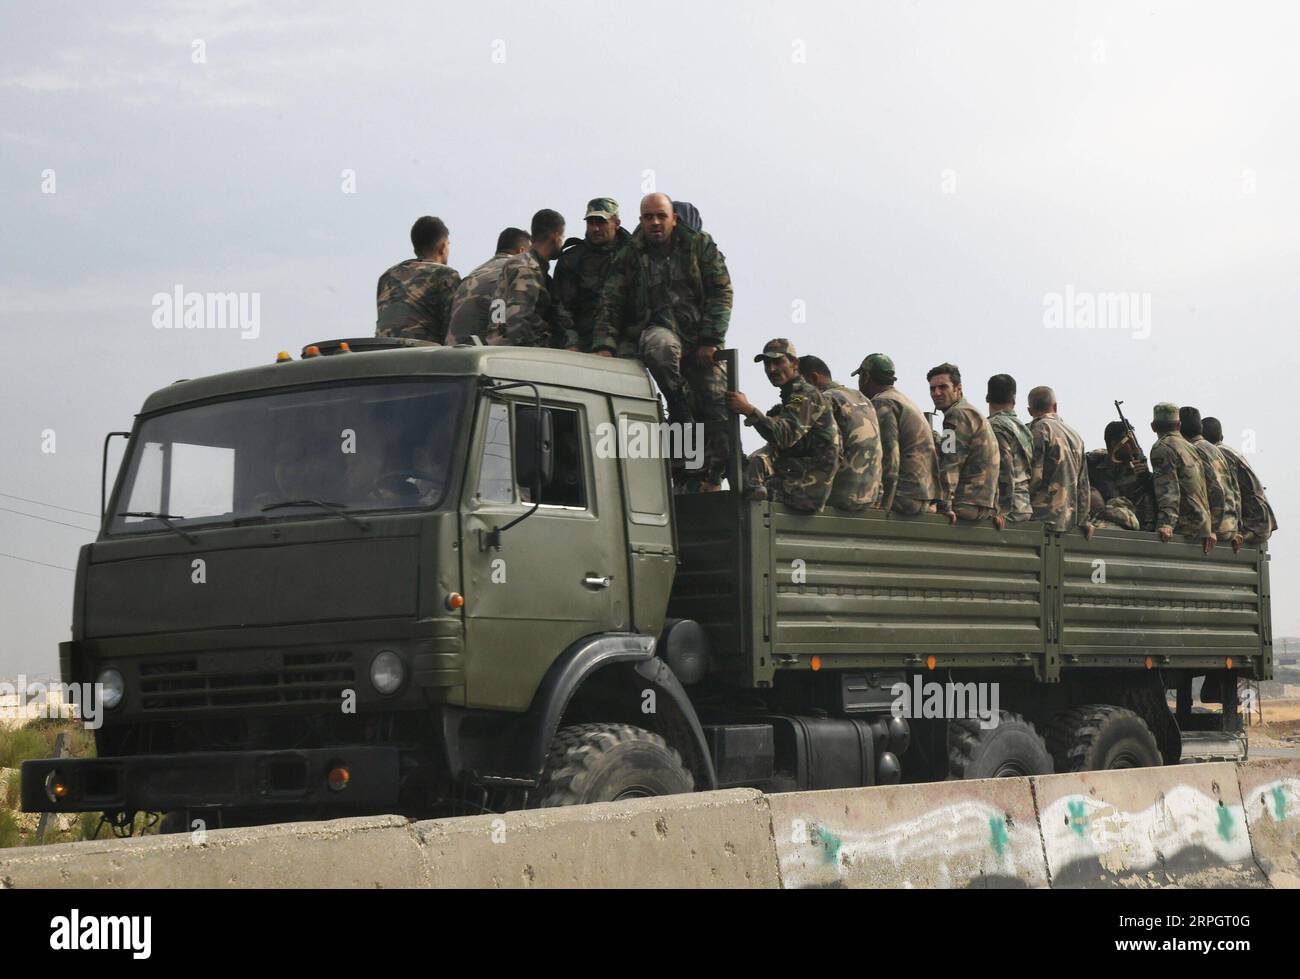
[[1149, 402, 1216, 554], [1203, 416, 1278, 546], [928, 363, 1000, 526], [446, 227, 531, 344], [1180, 406, 1242, 552], [853, 353, 939, 515], [985, 374, 1034, 524], [376, 216, 461, 344], [727, 339, 840, 512], [1027, 386, 1093, 538], [553, 198, 632, 353], [487, 209, 577, 350], [798, 355, 882, 510]]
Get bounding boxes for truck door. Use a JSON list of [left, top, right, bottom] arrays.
[[460, 388, 629, 711]]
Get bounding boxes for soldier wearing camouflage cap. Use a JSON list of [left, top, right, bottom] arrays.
[[1148, 402, 1215, 553], [376, 216, 461, 344], [799, 355, 883, 510], [553, 198, 632, 353], [854, 353, 939, 514], [727, 339, 840, 512]]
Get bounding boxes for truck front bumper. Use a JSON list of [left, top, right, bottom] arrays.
[[20, 746, 401, 814]]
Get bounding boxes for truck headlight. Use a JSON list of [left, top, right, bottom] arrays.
[[98, 668, 124, 710], [370, 651, 404, 695]]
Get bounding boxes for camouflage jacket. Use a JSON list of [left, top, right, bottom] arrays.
[[822, 382, 883, 510], [554, 227, 632, 352], [935, 398, 999, 511], [1150, 432, 1214, 540], [1086, 447, 1157, 531], [870, 387, 940, 508], [486, 249, 577, 349], [1188, 435, 1239, 538], [1029, 413, 1091, 531], [1091, 495, 1141, 531], [747, 376, 841, 475], [1216, 443, 1278, 542], [448, 251, 514, 344], [592, 224, 732, 353], [376, 259, 461, 343], [989, 409, 1034, 521]]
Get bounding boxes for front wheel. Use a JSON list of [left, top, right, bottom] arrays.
[[535, 723, 694, 807]]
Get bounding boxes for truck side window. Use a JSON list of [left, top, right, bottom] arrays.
[[531, 405, 586, 509], [476, 401, 514, 503]]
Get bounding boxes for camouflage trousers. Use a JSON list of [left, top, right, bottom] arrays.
[[951, 503, 996, 522], [745, 447, 835, 513], [637, 326, 730, 486], [891, 495, 930, 516]]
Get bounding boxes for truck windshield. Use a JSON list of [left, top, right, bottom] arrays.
[[108, 378, 467, 536]]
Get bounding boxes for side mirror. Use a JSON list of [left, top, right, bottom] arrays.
[[515, 406, 554, 496]]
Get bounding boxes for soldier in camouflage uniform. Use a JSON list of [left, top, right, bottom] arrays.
[[853, 353, 939, 515], [1149, 402, 1216, 553], [927, 363, 1000, 524], [487, 209, 577, 350], [798, 355, 882, 510], [376, 216, 461, 343], [985, 374, 1034, 523], [1088, 489, 1141, 530], [1026, 386, 1093, 536], [594, 193, 733, 490], [1086, 421, 1157, 531], [727, 340, 840, 512], [1180, 407, 1242, 551], [554, 198, 632, 352], [1204, 416, 1278, 546], [446, 227, 530, 344]]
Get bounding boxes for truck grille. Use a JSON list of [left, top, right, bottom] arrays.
[[138, 651, 355, 711]]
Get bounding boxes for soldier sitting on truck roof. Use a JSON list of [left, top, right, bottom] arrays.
[[726, 339, 840, 512], [446, 227, 531, 345], [798, 355, 882, 510], [853, 353, 939, 516], [927, 362, 1000, 526], [1203, 416, 1278, 546], [1149, 401, 1216, 554], [376, 216, 461, 344]]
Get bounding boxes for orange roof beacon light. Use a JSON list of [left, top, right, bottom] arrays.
[[303, 345, 321, 358], [275, 351, 292, 363], [338, 342, 351, 353], [926, 655, 937, 671], [810, 655, 822, 672]]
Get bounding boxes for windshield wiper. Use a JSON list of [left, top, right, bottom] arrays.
[[118, 511, 200, 544], [259, 499, 370, 532]]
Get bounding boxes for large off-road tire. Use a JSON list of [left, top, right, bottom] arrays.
[[1046, 705, 1162, 773], [948, 711, 1054, 779], [535, 723, 694, 807]]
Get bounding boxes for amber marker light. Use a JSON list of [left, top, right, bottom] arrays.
[[303, 345, 321, 358], [446, 592, 465, 610], [810, 655, 821, 672], [1145, 656, 1153, 670], [44, 771, 68, 803], [275, 351, 292, 363], [926, 655, 936, 671], [1225, 657, 1234, 670], [338, 342, 352, 352], [327, 766, 351, 792]]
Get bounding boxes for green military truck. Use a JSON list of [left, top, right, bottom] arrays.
[[23, 339, 1272, 828]]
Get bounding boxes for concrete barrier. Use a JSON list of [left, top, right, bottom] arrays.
[[413, 788, 778, 888], [1236, 758, 1300, 889], [769, 779, 1049, 888], [1031, 762, 1265, 888]]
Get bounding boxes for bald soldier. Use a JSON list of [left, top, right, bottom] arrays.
[[854, 353, 939, 515], [594, 192, 734, 491], [1150, 402, 1216, 554], [985, 373, 1034, 523], [1180, 406, 1242, 552], [927, 362, 1000, 525], [799, 355, 882, 510], [727, 339, 840, 512], [1203, 416, 1278, 545], [1027, 386, 1093, 537]]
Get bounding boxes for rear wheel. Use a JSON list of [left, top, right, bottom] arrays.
[[535, 723, 694, 807], [948, 711, 1053, 779], [1047, 705, 1162, 772]]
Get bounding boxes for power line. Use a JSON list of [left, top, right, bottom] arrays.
[[0, 491, 98, 518], [0, 506, 98, 533], [0, 552, 75, 572]]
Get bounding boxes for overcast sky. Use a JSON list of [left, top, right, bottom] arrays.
[[1, 0, 1295, 674]]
